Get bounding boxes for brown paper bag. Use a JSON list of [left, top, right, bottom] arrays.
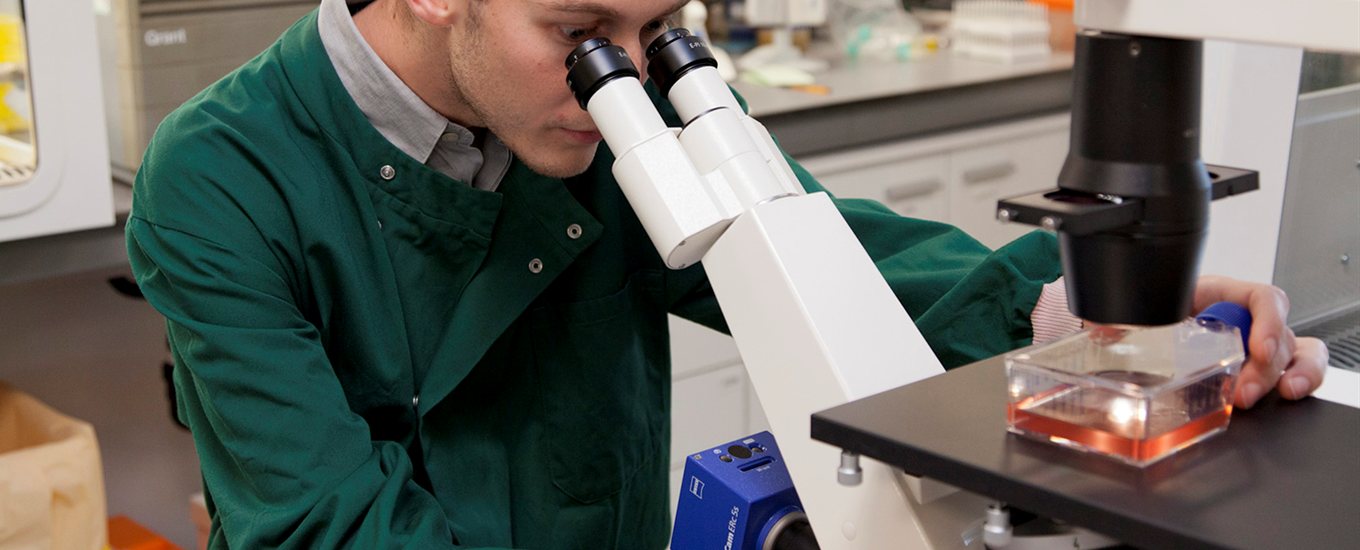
[[0, 382, 108, 550]]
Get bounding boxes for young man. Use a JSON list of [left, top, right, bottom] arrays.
[[126, 0, 1328, 547]]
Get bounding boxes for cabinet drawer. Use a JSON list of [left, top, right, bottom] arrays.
[[948, 129, 1067, 248], [800, 152, 950, 222]]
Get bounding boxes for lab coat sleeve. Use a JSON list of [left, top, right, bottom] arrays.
[[126, 170, 503, 548], [668, 150, 1063, 369]]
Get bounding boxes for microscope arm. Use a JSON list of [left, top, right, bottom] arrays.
[[702, 191, 992, 549]]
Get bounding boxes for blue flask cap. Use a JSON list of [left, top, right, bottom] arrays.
[[1195, 302, 1252, 357]]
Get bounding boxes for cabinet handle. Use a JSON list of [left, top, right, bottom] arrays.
[[962, 162, 1017, 185], [883, 179, 943, 202]]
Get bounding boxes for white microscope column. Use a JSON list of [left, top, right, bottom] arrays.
[[703, 193, 992, 549]]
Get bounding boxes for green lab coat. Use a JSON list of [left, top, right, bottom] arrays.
[[126, 10, 1061, 550]]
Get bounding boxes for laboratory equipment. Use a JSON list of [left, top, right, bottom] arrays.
[[0, 0, 114, 243], [739, 0, 829, 73], [811, 348, 1360, 549], [568, 28, 988, 550], [996, 32, 1260, 326], [681, 1, 737, 81], [827, 0, 925, 64], [95, 0, 315, 182], [571, 0, 1360, 545], [950, 0, 1051, 63], [1005, 303, 1250, 466], [997, 0, 1358, 328], [671, 432, 817, 550], [1272, 53, 1360, 370], [815, 0, 1357, 547]]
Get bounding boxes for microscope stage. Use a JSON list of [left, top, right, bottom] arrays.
[[811, 355, 1360, 549]]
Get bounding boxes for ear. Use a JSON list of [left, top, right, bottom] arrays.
[[405, 0, 463, 26]]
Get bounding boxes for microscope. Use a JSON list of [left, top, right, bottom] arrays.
[[566, 28, 956, 549], [996, 32, 1258, 326], [564, 26, 1188, 550], [564, 2, 1357, 545]]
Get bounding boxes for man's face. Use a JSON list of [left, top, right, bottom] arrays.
[[444, 0, 683, 178]]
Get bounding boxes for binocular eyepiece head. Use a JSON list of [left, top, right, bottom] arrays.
[[564, 28, 718, 109], [565, 37, 639, 110], [644, 28, 718, 97]]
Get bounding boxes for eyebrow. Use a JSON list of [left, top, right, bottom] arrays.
[[543, 0, 691, 21]]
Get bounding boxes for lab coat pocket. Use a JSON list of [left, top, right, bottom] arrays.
[[530, 269, 670, 504]]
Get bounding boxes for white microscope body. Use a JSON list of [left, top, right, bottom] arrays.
[[568, 30, 987, 549]]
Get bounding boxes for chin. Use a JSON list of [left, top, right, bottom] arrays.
[[519, 144, 599, 179]]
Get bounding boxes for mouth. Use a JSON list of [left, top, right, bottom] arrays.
[[560, 127, 603, 144]]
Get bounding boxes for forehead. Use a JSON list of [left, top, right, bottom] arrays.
[[531, 0, 688, 19]]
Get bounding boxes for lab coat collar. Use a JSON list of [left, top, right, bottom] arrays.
[[277, 10, 501, 235], [276, 11, 609, 416]]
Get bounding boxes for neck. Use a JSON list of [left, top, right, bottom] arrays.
[[352, 0, 481, 126]]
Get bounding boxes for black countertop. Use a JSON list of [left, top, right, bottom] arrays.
[[811, 355, 1360, 549]]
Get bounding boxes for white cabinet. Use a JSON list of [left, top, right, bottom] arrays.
[[799, 113, 1071, 249], [949, 124, 1069, 248], [799, 150, 951, 223], [667, 315, 751, 500], [668, 315, 741, 379], [669, 362, 750, 470]]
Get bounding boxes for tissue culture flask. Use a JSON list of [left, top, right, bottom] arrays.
[[1006, 320, 1244, 466]]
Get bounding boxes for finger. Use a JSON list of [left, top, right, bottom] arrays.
[[1235, 326, 1295, 408], [1195, 275, 1293, 408], [1278, 337, 1328, 400], [1193, 275, 1291, 361]]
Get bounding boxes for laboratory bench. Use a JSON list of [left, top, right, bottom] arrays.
[[733, 51, 1074, 158]]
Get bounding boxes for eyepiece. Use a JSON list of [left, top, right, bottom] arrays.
[[565, 37, 640, 109], [645, 28, 718, 98]]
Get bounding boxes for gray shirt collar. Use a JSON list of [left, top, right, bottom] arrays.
[[317, 0, 510, 191]]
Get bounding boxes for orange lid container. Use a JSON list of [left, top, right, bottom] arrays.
[[108, 516, 182, 550], [1030, 0, 1074, 11]]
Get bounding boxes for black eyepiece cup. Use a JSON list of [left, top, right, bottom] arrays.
[[645, 28, 718, 98], [565, 37, 640, 110]]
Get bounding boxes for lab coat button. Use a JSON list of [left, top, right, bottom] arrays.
[[412, 395, 420, 407], [379, 165, 396, 181], [528, 258, 544, 274], [566, 223, 583, 239]]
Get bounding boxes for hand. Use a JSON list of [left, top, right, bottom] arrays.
[[1194, 275, 1329, 409]]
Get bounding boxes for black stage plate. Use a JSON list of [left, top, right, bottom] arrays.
[[810, 355, 1360, 549]]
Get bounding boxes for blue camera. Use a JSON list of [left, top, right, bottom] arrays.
[[671, 431, 819, 549]]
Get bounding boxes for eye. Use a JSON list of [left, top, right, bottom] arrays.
[[559, 25, 600, 43], [641, 16, 673, 40]]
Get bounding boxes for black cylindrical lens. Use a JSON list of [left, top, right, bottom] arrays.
[[770, 517, 820, 550], [645, 28, 718, 97], [1060, 32, 1206, 199], [565, 37, 640, 109], [1057, 32, 1210, 324]]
